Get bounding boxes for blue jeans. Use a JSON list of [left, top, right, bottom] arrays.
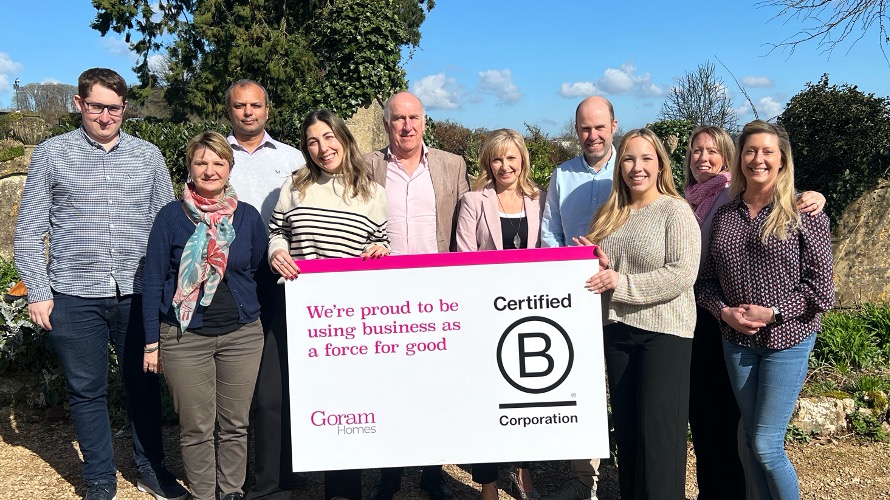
[[723, 333, 815, 500], [49, 293, 164, 485]]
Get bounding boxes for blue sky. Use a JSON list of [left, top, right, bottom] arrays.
[[1, 1, 887, 135]]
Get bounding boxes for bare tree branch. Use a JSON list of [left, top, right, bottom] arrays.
[[658, 61, 739, 133], [715, 56, 759, 121], [758, 0, 890, 66]]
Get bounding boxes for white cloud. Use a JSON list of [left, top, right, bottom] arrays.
[[410, 73, 463, 110], [757, 96, 783, 118], [559, 63, 663, 99], [742, 76, 774, 88], [734, 96, 784, 119], [477, 69, 522, 105], [0, 52, 23, 95], [41, 78, 62, 84], [559, 81, 603, 98], [101, 36, 138, 62]]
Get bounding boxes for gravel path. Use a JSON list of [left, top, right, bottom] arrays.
[[1, 407, 888, 499]]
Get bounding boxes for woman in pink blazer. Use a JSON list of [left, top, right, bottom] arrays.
[[456, 128, 545, 253], [456, 129, 544, 500]]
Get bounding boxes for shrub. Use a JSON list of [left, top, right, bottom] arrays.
[[816, 309, 884, 369], [646, 119, 696, 194], [778, 75, 890, 224]]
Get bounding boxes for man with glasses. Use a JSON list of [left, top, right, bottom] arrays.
[[14, 68, 188, 500]]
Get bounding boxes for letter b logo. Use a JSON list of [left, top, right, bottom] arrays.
[[497, 316, 573, 394]]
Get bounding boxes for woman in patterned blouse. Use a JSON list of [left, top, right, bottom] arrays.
[[696, 120, 835, 500], [683, 126, 825, 500]]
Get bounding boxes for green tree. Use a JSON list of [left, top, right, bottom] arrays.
[[647, 119, 696, 194], [90, 0, 433, 137], [778, 74, 890, 223]]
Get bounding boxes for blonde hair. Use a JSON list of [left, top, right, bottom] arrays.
[[683, 125, 734, 188], [186, 131, 235, 171], [587, 128, 681, 244], [473, 128, 539, 198], [730, 120, 801, 243], [292, 109, 375, 201]]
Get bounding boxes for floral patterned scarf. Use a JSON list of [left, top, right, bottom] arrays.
[[685, 171, 731, 225], [172, 183, 237, 330]]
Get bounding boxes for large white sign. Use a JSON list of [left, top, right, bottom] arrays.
[[285, 247, 609, 471]]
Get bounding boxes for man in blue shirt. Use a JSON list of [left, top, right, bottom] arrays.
[[541, 96, 618, 248], [13, 68, 187, 500], [540, 95, 618, 500]]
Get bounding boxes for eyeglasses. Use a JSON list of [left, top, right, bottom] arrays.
[[81, 100, 126, 117]]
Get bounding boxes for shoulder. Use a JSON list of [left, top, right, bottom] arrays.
[[120, 130, 163, 156], [428, 147, 465, 166], [556, 155, 584, 173], [460, 189, 485, 205], [364, 148, 386, 162], [33, 129, 81, 155], [236, 200, 262, 219]]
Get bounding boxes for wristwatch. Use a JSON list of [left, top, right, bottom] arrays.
[[771, 306, 783, 324]]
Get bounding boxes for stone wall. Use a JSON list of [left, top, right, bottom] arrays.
[[0, 146, 30, 261], [346, 100, 388, 154], [832, 179, 890, 307]]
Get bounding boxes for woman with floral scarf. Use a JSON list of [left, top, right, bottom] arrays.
[[142, 131, 268, 500]]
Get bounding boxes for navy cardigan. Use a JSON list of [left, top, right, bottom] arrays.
[[142, 200, 268, 343]]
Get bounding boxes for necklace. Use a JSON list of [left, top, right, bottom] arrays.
[[497, 193, 524, 249]]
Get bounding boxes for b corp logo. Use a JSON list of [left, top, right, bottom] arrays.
[[496, 316, 574, 394]]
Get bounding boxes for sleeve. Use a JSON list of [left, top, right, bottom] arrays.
[[774, 212, 835, 318], [249, 207, 268, 278], [364, 188, 391, 251], [695, 237, 728, 321], [148, 146, 175, 219], [448, 156, 471, 252], [142, 205, 174, 344], [612, 203, 701, 305], [13, 143, 54, 303], [455, 193, 480, 252], [540, 168, 564, 248], [268, 178, 295, 265]]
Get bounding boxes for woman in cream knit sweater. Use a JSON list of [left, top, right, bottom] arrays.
[[582, 128, 700, 500]]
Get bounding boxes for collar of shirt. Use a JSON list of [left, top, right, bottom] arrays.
[[385, 143, 430, 172], [79, 126, 123, 151], [581, 145, 616, 177], [227, 131, 276, 154]]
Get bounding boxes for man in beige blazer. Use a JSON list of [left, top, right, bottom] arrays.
[[364, 92, 469, 255], [364, 92, 468, 500]]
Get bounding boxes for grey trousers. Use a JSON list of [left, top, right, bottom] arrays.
[[161, 321, 264, 500]]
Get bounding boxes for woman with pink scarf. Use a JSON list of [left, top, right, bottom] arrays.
[[142, 131, 268, 500], [684, 126, 823, 500]]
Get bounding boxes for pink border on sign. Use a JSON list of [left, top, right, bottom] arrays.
[[294, 246, 598, 274]]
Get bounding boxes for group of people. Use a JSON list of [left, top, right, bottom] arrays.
[[13, 66, 835, 500]]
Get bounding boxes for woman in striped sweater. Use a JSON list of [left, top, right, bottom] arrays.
[[267, 109, 390, 500]]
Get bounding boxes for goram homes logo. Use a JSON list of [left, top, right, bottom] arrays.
[[311, 409, 377, 436], [495, 310, 579, 428]]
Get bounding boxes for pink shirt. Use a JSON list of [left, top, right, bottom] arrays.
[[384, 147, 438, 255]]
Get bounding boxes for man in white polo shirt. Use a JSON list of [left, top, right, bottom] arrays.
[[224, 79, 307, 500]]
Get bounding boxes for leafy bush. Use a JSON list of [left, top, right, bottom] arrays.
[[816, 309, 885, 369], [778, 75, 890, 224], [646, 119, 696, 194]]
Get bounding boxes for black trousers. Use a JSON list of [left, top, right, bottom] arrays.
[[470, 462, 530, 485], [246, 260, 293, 500], [604, 322, 692, 500], [324, 469, 362, 499], [380, 464, 444, 485], [689, 307, 746, 500]]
